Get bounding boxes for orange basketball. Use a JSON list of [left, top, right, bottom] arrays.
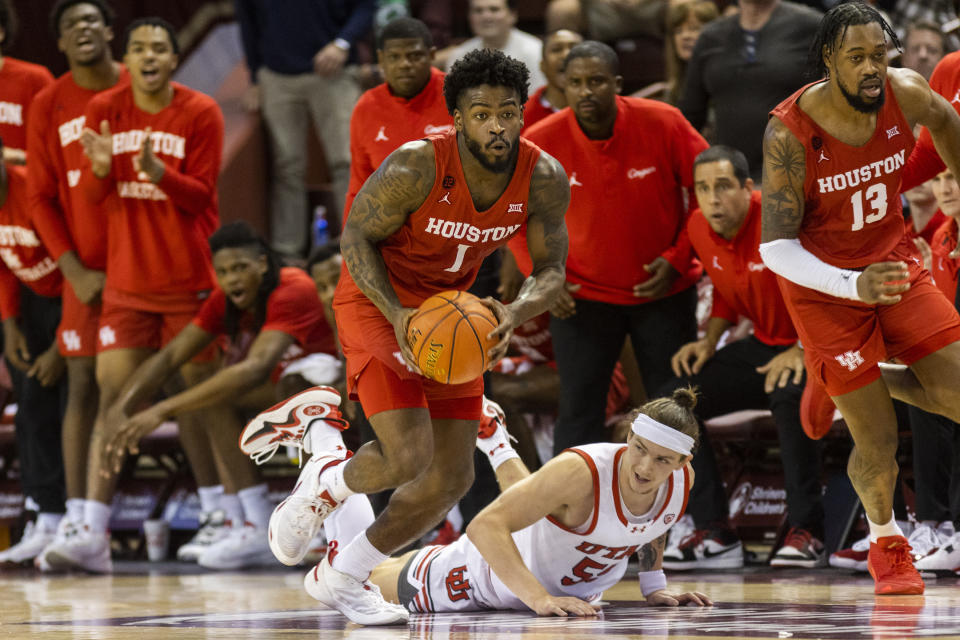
[[406, 290, 499, 384]]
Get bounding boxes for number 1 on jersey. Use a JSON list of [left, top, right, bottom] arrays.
[[445, 244, 469, 273], [850, 183, 888, 231]]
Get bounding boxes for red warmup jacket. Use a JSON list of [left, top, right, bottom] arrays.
[[0, 57, 54, 154]]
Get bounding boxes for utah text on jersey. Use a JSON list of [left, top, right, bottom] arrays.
[[816, 149, 905, 193]]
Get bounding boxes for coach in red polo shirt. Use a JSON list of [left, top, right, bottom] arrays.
[[515, 41, 706, 453], [662, 146, 826, 571]]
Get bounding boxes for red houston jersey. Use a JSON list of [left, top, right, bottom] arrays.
[[688, 191, 797, 346], [336, 130, 541, 309], [771, 79, 915, 268], [929, 216, 959, 303], [346, 68, 453, 218], [517, 96, 706, 305], [522, 86, 558, 132], [194, 267, 336, 356], [0, 57, 53, 155], [82, 82, 222, 302], [27, 68, 129, 270], [0, 166, 63, 319]]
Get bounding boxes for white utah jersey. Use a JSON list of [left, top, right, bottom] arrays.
[[475, 442, 691, 609]]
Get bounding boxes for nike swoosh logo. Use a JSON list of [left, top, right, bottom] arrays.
[[703, 544, 741, 557]]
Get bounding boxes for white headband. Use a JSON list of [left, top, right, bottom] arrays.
[[631, 413, 694, 456]]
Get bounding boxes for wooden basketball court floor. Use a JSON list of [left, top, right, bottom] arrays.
[[2, 563, 959, 639]]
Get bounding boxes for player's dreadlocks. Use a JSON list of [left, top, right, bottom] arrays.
[[443, 48, 530, 116], [809, 1, 900, 79]]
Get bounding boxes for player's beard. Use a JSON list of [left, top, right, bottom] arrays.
[[463, 132, 518, 174], [838, 75, 885, 114]]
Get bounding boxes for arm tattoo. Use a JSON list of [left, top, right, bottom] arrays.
[[637, 533, 667, 571], [340, 143, 434, 317], [761, 118, 806, 243], [508, 154, 569, 323]]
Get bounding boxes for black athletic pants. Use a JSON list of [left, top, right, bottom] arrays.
[[5, 286, 67, 514], [550, 287, 698, 454]]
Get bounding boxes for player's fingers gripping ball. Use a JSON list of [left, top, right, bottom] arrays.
[[406, 290, 499, 384]]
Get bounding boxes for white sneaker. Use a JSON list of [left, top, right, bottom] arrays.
[[239, 386, 346, 464], [662, 525, 744, 570], [177, 510, 230, 562], [0, 521, 56, 566], [304, 557, 409, 626], [269, 454, 344, 566], [916, 531, 960, 573], [663, 514, 695, 561], [907, 522, 943, 562], [197, 522, 276, 570], [39, 525, 112, 573]]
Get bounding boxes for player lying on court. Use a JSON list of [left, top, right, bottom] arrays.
[[242, 388, 711, 617]]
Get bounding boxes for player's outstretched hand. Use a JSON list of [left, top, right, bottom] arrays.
[[482, 297, 515, 368], [646, 589, 713, 607], [856, 261, 910, 305], [530, 594, 601, 617], [390, 306, 423, 375], [671, 339, 715, 377], [550, 281, 580, 319], [103, 406, 165, 477]]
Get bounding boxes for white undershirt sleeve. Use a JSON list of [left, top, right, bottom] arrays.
[[759, 238, 861, 301]]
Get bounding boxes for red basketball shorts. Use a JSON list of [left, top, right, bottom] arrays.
[[779, 239, 960, 396], [57, 284, 100, 357], [336, 298, 483, 420], [98, 291, 218, 362]]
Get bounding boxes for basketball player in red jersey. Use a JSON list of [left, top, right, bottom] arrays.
[[0, 0, 54, 165], [759, 2, 960, 595], [240, 48, 569, 625], [27, 0, 127, 564], [41, 18, 226, 574]]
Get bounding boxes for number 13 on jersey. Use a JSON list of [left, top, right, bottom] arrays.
[[850, 183, 887, 231]]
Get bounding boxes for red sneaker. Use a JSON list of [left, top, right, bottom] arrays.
[[868, 535, 925, 595], [800, 378, 836, 440]]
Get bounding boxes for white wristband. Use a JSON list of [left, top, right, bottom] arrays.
[[637, 569, 667, 597], [759, 238, 861, 300]]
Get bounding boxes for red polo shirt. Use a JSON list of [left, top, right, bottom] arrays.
[[516, 96, 706, 305], [901, 51, 960, 191], [929, 215, 959, 304], [522, 86, 557, 132], [688, 191, 797, 346]]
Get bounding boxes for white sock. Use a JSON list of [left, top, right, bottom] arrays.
[[330, 532, 389, 582], [237, 483, 273, 530], [308, 419, 347, 455], [84, 500, 112, 534], [220, 494, 245, 527], [66, 498, 85, 524], [868, 512, 904, 543], [36, 512, 63, 534], [197, 485, 224, 514], [322, 494, 375, 555], [319, 459, 356, 503]]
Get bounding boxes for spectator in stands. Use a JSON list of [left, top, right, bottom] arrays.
[[100, 222, 351, 569], [0, 141, 67, 566], [891, 0, 959, 52], [442, 0, 547, 90], [522, 29, 583, 130], [234, 0, 375, 258], [516, 41, 707, 454], [637, 1, 719, 106], [680, 0, 821, 181], [27, 0, 127, 563], [0, 0, 53, 165], [899, 20, 948, 81], [307, 242, 343, 347], [545, 0, 668, 42], [660, 146, 827, 570], [38, 19, 224, 574]]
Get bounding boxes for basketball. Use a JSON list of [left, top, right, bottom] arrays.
[[406, 290, 499, 384]]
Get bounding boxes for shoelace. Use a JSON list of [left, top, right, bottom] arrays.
[[783, 528, 814, 550], [884, 541, 917, 574]]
